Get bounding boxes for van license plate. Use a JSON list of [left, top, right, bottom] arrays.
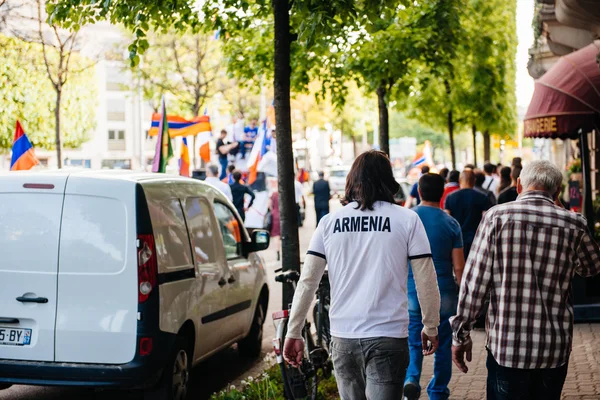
[[0, 327, 32, 346]]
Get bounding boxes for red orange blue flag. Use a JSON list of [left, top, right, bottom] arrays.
[[10, 121, 38, 171], [179, 137, 190, 177], [247, 120, 269, 184], [148, 114, 211, 138]]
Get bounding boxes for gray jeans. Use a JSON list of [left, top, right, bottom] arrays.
[[331, 337, 409, 400]]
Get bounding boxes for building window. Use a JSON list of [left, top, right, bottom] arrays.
[[108, 130, 125, 140], [64, 159, 92, 168], [107, 98, 126, 121], [108, 129, 126, 151], [101, 159, 131, 170]]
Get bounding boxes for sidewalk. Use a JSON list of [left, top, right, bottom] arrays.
[[418, 323, 600, 399], [264, 198, 600, 399]]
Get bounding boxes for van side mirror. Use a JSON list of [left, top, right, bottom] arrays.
[[248, 230, 270, 253]]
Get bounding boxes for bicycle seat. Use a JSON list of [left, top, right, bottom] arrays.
[[275, 270, 300, 283]]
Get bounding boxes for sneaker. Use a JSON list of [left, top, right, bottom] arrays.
[[403, 382, 420, 400]]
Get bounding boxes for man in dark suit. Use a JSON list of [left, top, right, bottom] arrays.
[[313, 171, 331, 226]]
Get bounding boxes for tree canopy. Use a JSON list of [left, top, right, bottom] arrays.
[[0, 33, 96, 151]]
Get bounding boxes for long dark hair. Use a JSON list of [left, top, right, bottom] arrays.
[[498, 166, 512, 193], [342, 150, 400, 210]]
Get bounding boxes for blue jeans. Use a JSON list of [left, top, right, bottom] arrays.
[[486, 351, 568, 400], [331, 337, 409, 400], [219, 157, 228, 180], [405, 284, 457, 400]]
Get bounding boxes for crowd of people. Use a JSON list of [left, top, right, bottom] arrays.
[[280, 150, 600, 400]]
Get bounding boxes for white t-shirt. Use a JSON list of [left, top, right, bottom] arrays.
[[483, 175, 499, 197], [294, 180, 303, 204], [307, 201, 431, 339], [204, 177, 233, 201]]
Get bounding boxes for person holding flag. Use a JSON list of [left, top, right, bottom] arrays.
[[10, 121, 39, 171], [152, 97, 173, 173]]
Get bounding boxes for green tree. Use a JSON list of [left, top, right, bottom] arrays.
[[48, 0, 399, 307], [0, 33, 96, 153]]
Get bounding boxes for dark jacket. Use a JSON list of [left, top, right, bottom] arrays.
[[230, 181, 256, 219], [313, 179, 331, 210]]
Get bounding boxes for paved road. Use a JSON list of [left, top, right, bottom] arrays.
[[0, 194, 324, 400]]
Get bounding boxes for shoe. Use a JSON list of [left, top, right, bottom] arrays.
[[403, 382, 420, 400]]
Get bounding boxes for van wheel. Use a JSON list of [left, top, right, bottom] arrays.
[[144, 337, 191, 400], [238, 301, 265, 358]]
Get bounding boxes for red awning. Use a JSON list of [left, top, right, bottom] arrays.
[[524, 42, 600, 140]]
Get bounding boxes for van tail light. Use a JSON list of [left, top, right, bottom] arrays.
[[137, 234, 158, 303], [139, 337, 153, 356]]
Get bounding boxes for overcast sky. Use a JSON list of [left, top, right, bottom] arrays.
[[516, 0, 535, 109]]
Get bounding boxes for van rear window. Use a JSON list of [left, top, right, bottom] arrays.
[[59, 196, 128, 274]]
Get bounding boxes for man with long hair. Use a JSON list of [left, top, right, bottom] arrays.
[[283, 151, 441, 400]]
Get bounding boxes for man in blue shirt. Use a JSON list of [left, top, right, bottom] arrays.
[[405, 165, 430, 208], [444, 169, 492, 258], [405, 173, 465, 400], [240, 118, 259, 159]]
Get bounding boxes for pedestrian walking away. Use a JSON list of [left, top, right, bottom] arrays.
[[440, 170, 460, 209], [404, 173, 465, 400], [313, 171, 332, 226], [444, 169, 492, 259], [205, 163, 233, 201], [405, 165, 430, 208], [216, 129, 239, 180], [295, 178, 306, 227], [483, 163, 499, 198], [269, 189, 281, 261], [473, 170, 497, 207], [283, 150, 441, 400], [230, 170, 255, 222], [450, 160, 600, 400], [497, 166, 521, 204]]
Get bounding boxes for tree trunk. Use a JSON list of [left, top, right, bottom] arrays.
[[376, 86, 390, 156], [472, 124, 477, 167], [273, 0, 300, 309], [351, 134, 357, 159], [448, 110, 456, 170], [55, 89, 63, 169], [483, 130, 491, 162]]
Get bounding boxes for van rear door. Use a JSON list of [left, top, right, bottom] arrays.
[[54, 175, 138, 364], [0, 174, 68, 362]]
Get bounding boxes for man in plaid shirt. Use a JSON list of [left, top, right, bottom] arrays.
[[450, 160, 600, 399]]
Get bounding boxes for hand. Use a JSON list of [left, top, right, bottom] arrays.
[[244, 207, 249, 212], [452, 339, 473, 373], [283, 338, 304, 368], [421, 330, 439, 356]]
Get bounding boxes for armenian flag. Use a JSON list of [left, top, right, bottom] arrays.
[[179, 138, 190, 177], [247, 120, 269, 184], [152, 97, 173, 173], [148, 114, 211, 138], [10, 121, 38, 171]]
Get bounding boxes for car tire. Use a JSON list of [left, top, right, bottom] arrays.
[[238, 301, 265, 358], [144, 336, 191, 400]]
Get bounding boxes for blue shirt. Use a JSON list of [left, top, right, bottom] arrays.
[[409, 182, 421, 205], [408, 205, 463, 293], [244, 126, 258, 140], [444, 188, 491, 244]]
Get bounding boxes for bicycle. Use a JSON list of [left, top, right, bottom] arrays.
[[272, 268, 332, 400]]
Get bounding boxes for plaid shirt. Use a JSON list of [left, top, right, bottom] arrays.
[[450, 191, 600, 369]]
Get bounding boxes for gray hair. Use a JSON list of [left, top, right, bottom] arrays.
[[519, 160, 563, 195], [207, 164, 220, 177]]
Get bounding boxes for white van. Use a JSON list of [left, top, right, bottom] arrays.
[[0, 171, 270, 400]]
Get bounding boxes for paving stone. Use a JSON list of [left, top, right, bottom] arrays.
[[415, 323, 600, 399]]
